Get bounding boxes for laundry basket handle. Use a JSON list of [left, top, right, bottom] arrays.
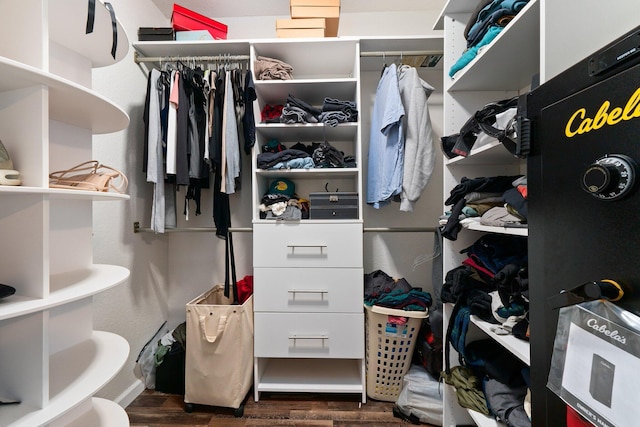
[[199, 314, 228, 343]]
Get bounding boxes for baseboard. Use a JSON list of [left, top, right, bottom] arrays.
[[115, 379, 146, 408]]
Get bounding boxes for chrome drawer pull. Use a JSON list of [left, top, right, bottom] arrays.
[[286, 244, 327, 255], [288, 289, 329, 301], [289, 334, 329, 342]]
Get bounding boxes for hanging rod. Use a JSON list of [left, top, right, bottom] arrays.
[[134, 51, 250, 64], [360, 50, 443, 58], [133, 222, 436, 233], [133, 222, 252, 233]]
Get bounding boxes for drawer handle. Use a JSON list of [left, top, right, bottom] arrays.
[[288, 289, 328, 302], [289, 334, 329, 342], [286, 244, 327, 255]]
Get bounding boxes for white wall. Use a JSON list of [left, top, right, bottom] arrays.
[[90, 0, 446, 406]]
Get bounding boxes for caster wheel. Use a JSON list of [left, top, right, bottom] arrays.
[[234, 405, 244, 417], [185, 403, 194, 413]]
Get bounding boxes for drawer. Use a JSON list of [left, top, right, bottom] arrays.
[[254, 312, 364, 358], [253, 223, 362, 268], [253, 267, 363, 313]]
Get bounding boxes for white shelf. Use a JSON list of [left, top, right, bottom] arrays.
[[256, 168, 358, 179], [133, 40, 251, 58], [0, 56, 129, 134], [433, 0, 481, 30], [255, 122, 357, 142], [0, 332, 128, 427], [445, 140, 525, 167], [464, 221, 528, 237], [469, 410, 505, 427], [255, 78, 357, 105], [448, 0, 540, 92], [0, 186, 130, 201], [49, 0, 129, 67], [0, 265, 130, 321], [470, 315, 530, 365], [255, 358, 364, 394]]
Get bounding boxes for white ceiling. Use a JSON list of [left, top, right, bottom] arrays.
[[152, 0, 444, 19]]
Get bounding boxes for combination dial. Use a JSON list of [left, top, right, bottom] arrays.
[[581, 154, 637, 201]]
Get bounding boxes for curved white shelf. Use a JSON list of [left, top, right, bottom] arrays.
[[256, 122, 357, 142], [0, 56, 129, 134], [0, 265, 130, 321], [0, 331, 128, 427], [65, 398, 129, 427], [448, 0, 540, 92], [470, 315, 530, 365], [0, 186, 130, 201], [49, 0, 129, 67]]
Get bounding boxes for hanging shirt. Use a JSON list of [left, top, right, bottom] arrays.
[[166, 70, 179, 175], [223, 70, 241, 194], [397, 64, 436, 212], [366, 63, 405, 209], [146, 69, 166, 233]]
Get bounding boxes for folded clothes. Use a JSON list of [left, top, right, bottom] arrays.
[[253, 56, 293, 80]]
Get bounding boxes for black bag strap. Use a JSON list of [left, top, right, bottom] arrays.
[[86, 0, 118, 59], [224, 231, 239, 304]]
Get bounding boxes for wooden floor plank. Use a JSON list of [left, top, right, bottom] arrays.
[[126, 389, 437, 426]]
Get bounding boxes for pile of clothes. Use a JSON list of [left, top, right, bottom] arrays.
[[259, 177, 308, 220], [261, 94, 359, 127], [364, 270, 432, 312], [449, 0, 531, 77], [440, 174, 528, 241], [254, 56, 294, 80], [257, 139, 355, 171]]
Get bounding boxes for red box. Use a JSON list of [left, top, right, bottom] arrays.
[[171, 4, 228, 40]]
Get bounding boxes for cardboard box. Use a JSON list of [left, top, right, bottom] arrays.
[[172, 4, 228, 40], [290, 0, 340, 6], [290, 6, 340, 18], [276, 28, 326, 38], [276, 18, 327, 38]]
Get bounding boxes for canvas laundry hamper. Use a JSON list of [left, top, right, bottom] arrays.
[[184, 284, 254, 415]]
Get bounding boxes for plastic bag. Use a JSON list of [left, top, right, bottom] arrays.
[[394, 364, 443, 426], [135, 321, 170, 389]]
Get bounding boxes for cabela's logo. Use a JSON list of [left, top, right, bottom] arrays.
[[565, 87, 640, 137], [586, 318, 626, 344]]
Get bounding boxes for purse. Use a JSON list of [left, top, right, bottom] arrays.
[[49, 160, 128, 193]]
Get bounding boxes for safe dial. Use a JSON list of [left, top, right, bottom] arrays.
[[581, 154, 637, 200]]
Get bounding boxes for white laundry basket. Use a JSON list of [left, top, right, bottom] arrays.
[[364, 304, 428, 402]]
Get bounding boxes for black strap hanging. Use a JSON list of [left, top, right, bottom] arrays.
[[224, 231, 239, 304], [86, 0, 96, 34], [104, 2, 118, 59]]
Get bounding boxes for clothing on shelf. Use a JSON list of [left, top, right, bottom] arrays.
[[366, 63, 437, 211], [142, 58, 254, 233]]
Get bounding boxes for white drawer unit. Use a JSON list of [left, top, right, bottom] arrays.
[[254, 312, 364, 359], [251, 38, 365, 404], [253, 222, 363, 268], [253, 267, 363, 313]]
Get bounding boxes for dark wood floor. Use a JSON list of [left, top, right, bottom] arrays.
[[125, 389, 436, 426]]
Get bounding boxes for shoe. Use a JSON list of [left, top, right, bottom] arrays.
[[0, 139, 21, 186]]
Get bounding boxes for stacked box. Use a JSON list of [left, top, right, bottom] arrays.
[[172, 4, 228, 40], [276, 18, 326, 38], [276, 0, 340, 38]]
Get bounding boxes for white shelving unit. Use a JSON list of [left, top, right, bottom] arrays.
[[0, 1, 130, 426], [436, 1, 536, 426], [250, 37, 366, 403], [132, 34, 443, 406]]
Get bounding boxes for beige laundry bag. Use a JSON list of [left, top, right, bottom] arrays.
[[184, 284, 254, 411]]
